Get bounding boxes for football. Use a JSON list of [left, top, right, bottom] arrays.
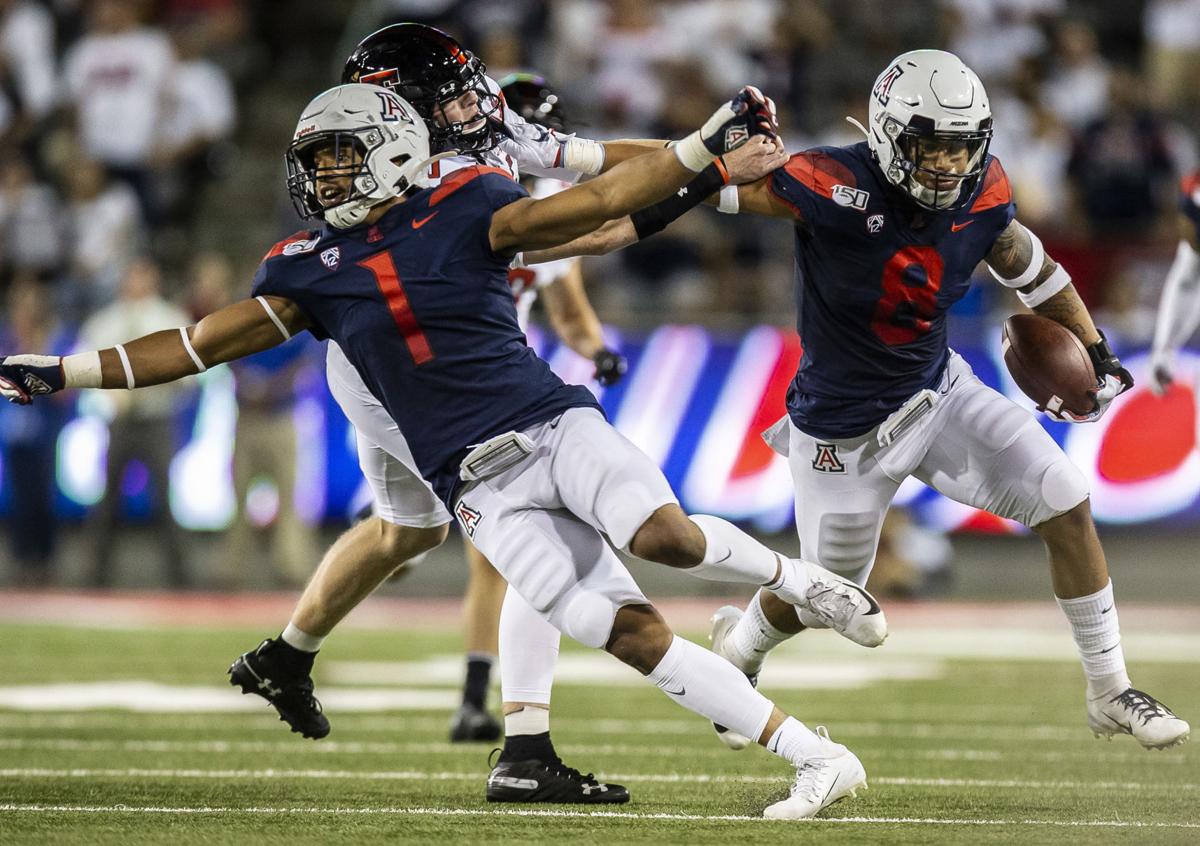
[[1002, 313, 1097, 416]]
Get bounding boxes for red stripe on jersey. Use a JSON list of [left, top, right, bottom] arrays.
[[1181, 171, 1200, 197], [261, 229, 316, 262], [970, 158, 1012, 213], [429, 166, 515, 206], [781, 152, 857, 198]]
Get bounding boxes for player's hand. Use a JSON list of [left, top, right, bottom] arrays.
[[723, 135, 788, 184], [1044, 338, 1133, 423], [0, 354, 65, 405], [490, 75, 565, 170], [592, 349, 627, 387], [1148, 350, 1174, 396], [676, 85, 778, 171]]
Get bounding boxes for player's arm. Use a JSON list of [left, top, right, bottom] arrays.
[[986, 218, 1132, 422], [519, 135, 789, 264], [490, 87, 777, 255], [0, 296, 308, 404], [1148, 213, 1200, 394], [541, 261, 627, 386], [719, 172, 805, 219]]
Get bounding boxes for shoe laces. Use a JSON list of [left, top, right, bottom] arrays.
[[1111, 688, 1175, 725], [548, 757, 598, 785], [803, 578, 862, 627], [788, 726, 834, 803], [283, 675, 323, 714]]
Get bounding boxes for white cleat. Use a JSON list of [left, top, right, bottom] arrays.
[[763, 727, 867, 820], [1087, 687, 1190, 750], [774, 559, 887, 648], [708, 605, 755, 751]]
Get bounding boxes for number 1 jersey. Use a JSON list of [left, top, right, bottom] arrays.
[[769, 141, 1015, 439]]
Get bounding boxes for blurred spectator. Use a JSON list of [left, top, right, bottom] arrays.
[[0, 155, 64, 284], [61, 0, 176, 219], [0, 278, 70, 586], [1040, 19, 1110, 130], [1066, 67, 1176, 241], [1144, 0, 1200, 126], [78, 255, 194, 589], [0, 0, 56, 147], [940, 0, 1061, 84], [60, 153, 144, 316]]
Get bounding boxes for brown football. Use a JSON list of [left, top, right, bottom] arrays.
[[1002, 314, 1097, 416]]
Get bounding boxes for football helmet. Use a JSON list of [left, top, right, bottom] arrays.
[[285, 84, 448, 229], [864, 50, 992, 211], [342, 23, 501, 154], [498, 72, 570, 133]]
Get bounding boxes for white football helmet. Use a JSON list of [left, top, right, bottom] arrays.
[[863, 50, 993, 211], [285, 83, 453, 229]]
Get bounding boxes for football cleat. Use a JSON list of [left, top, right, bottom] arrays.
[[1087, 687, 1190, 750], [776, 559, 887, 648], [763, 727, 867, 820], [449, 702, 502, 743], [708, 605, 757, 751], [228, 639, 330, 740], [486, 753, 630, 804]]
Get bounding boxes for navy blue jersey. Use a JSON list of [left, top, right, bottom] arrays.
[[1181, 171, 1200, 242], [252, 166, 601, 505], [769, 142, 1015, 439]]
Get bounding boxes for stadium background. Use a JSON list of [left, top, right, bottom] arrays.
[[0, 0, 1197, 601]]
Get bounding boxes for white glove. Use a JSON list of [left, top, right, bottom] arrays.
[[1042, 373, 1127, 423]]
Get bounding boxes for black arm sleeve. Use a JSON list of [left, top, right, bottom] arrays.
[[629, 159, 728, 240]]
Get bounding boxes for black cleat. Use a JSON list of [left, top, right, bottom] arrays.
[[450, 702, 502, 742], [487, 753, 630, 804], [228, 639, 330, 739]]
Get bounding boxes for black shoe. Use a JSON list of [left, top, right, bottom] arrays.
[[450, 703, 502, 742], [487, 753, 630, 804], [228, 639, 330, 739]]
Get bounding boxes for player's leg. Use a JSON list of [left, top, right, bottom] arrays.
[[458, 476, 864, 817], [917, 355, 1189, 749], [450, 540, 505, 742], [547, 408, 887, 648]]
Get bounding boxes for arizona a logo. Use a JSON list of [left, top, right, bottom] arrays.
[[320, 247, 340, 270], [455, 501, 482, 538], [873, 64, 904, 105], [812, 443, 847, 474], [376, 90, 409, 122]]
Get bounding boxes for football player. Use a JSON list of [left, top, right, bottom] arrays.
[[1, 81, 883, 820], [1148, 170, 1200, 394], [552, 50, 1191, 754]]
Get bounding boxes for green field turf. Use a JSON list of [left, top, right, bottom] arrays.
[[1, 616, 1197, 845]]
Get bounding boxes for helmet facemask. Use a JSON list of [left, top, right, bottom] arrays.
[[888, 118, 992, 211], [286, 130, 382, 228]]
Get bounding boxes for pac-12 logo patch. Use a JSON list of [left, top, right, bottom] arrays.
[[320, 247, 340, 270], [867, 214, 884, 234], [455, 501, 482, 537], [832, 184, 869, 211], [812, 443, 847, 474]]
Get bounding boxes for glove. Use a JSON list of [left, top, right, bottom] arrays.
[[0, 354, 65, 405], [592, 349, 627, 387], [1041, 333, 1133, 423], [675, 85, 779, 172], [1148, 349, 1173, 396]]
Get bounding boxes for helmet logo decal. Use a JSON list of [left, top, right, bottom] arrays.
[[873, 64, 904, 105], [376, 91, 409, 123]]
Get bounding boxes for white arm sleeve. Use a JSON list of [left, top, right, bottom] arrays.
[[1152, 239, 1200, 356]]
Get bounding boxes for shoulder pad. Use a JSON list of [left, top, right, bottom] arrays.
[[262, 229, 320, 263]]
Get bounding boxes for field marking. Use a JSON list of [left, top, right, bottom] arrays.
[[0, 803, 1196, 829], [1, 767, 1193, 792], [2, 736, 1187, 765]]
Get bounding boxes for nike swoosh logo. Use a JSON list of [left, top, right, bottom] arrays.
[[663, 684, 686, 697], [846, 582, 882, 615], [1101, 604, 1114, 614], [412, 212, 439, 229], [939, 375, 960, 395], [1100, 642, 1121, 653], [950, 219, 974, 232], [821, 772, 841, 804]]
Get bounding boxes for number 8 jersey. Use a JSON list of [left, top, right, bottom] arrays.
[[770, 141, 1014, 440]]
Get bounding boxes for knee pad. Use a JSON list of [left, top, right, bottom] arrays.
[[816, 510, 880, 581], [1027, 457, 1089, 527], [557, 589, 618, 649]]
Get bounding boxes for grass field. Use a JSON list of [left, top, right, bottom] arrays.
[[1, 594, 1197, 844]]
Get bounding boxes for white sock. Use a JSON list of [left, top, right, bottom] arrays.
[[726, 590, 794, 674], [646, 635, 775, 743], [499, 587, 561, 705], [281, 622, 324, 652], [687, 515, 783, 585], [504, 705, 550, 736], [766, 716, 828, 767], [1056, 580, 1131, 698]]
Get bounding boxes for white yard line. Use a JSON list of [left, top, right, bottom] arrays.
[[0, 767, 1193, 792], [0, 803, 1195, 829]]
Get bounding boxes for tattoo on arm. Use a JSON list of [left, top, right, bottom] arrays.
[[987, 220, 1058, 291], [1031, 284, 1091, 339]]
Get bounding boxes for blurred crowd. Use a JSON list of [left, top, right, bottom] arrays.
[[2, 0, 1199, 587]]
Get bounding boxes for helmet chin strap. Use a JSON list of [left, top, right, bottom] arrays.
[[324, 150, 462, 229], [907, 173, 963, 210], [845, 116, 869, 138]]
